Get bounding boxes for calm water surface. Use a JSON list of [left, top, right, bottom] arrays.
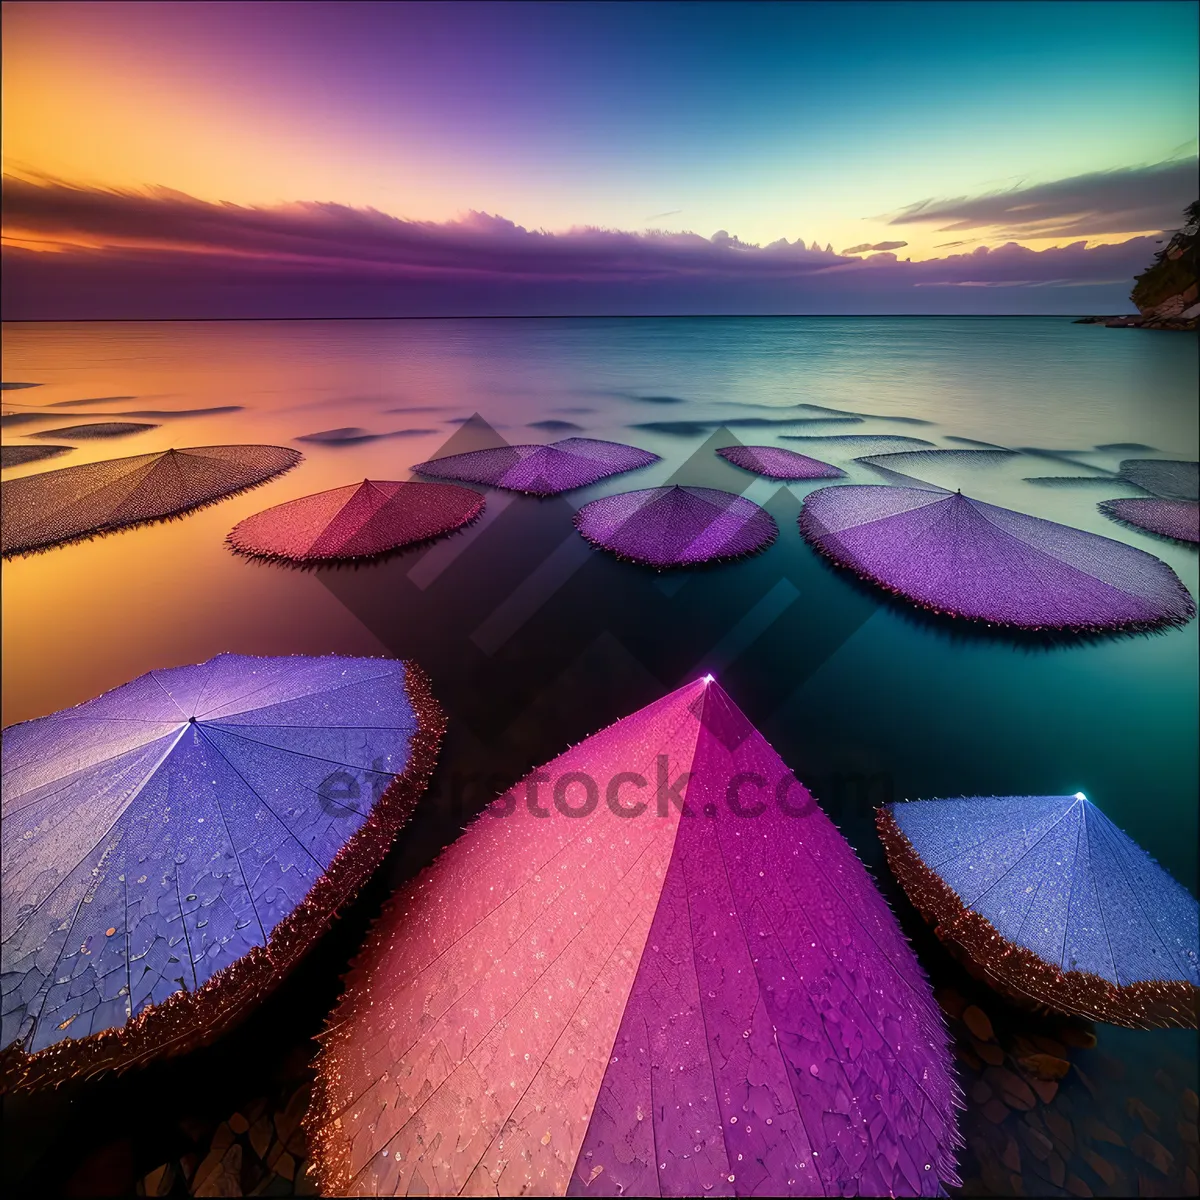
[[2, 318, 1197, 1195]]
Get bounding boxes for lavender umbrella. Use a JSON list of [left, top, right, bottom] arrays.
[[306, 677, 961, 1197], [716, 444, 846, 480], [1, 445, 302, 557], [1100, 497, 1200, 544], [878, 795, 1199, 1030], [575, 484, 778, 568], [412, 436, 658, 496], [0, 653, 444, 1091], [227, 479, 485, 563], [798, 484, 1195, 631]]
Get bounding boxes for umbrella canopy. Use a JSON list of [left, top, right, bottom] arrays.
[[26, 422, 158, 439], [306, 677, 961, 1197], [877, 795, 1200, 1030], [227, 479, 485, 563], [1117, 458, 1199, 501], [798, 484, 1195, 631], [1, 445, 70, 468], [575, 484, 778, 568], [412, 437, 658, 496], [1100, 497, 1200, 544], [0, 653, 444, 1091], [1, 445, 302, 557], [716, 444, 845, 480]]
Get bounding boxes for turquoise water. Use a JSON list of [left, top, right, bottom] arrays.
[[2, 317, 1197, 1194]]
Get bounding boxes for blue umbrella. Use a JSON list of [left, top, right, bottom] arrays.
[[878, 793, 1199, 1029], [1, 653, 444, 1090]]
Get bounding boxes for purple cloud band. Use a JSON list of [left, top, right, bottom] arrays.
[[2, 175, 1161, 317], [886, 157, 1197, 239]]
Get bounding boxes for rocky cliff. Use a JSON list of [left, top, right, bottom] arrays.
[[1130, 199, 1199, 323]]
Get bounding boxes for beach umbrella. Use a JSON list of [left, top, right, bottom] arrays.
[[0, 653, 444, 1091], [306, 676, 962, 1198], [227, 479, 485, 563], [877, 795, 1200, 1030], [1117, 459, 1199, 501], [412, 437, 658, 497], [26, 422, 158, 440], [798, 484, 1194, 631], [1100, 497, 1200, 544], [1, 445, 70, 468], [575, 484, 777, 568], [716, 444, 846, 480], [1, 444, 302, 557]]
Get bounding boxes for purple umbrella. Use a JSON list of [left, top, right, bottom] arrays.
[[412, 436, 658, 496], [575, 484, 778, 568], [878, 794, 1199, 1030], [306, 677, 961, 1197], [0, 653, 444, 1091], [799, 484, 1195, 631], [716, 444, 846, 480], [1100, 497, 1200, 544], [1, 445, 302, 557]]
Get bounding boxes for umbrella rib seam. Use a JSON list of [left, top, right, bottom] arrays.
[[195, 665, 404, 721], [448, 905, 651, 1197], [195, 727, 331, 876], [1057, 810, 1086, 973], [195, 739, 270, 950], [325, 807, 680, 1134], [3, 733, 182, 814], [1095, 812, 1192, 981], [199, 724, 411, 777], [5, 725, 191, 945]]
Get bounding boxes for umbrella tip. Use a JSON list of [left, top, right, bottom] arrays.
[[1073, 791, 1087, 801], [701, 673, 715, 685]]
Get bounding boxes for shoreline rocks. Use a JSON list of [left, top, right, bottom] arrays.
[[1073, 313, 1198, 332]]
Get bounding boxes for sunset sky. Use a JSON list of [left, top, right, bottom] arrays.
[[3, 0, 1197, 316]]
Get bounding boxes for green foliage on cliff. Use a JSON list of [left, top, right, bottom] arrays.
[[1131, 199, 1199, 312]]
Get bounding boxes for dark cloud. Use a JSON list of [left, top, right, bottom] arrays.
[[887, 158, 1198, 239], [526, 419, 584, 431], [841, 240, 909, 255], [1, 175, 1164, 318]]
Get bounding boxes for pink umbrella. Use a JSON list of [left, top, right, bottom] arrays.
[[306, 677, 961, 1197], [228, 479, 485, 562]]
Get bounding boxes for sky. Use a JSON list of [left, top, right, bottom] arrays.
[[2, 0, 1197, 317]]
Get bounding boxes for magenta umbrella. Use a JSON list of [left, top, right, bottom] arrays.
[[306, 677, 962, 1197], [228, 479, 485, 562]]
